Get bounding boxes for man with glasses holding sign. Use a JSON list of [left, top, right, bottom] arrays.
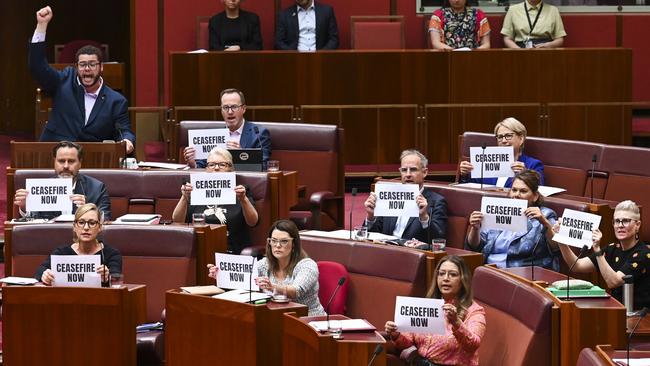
[[364, 149, 447, 246], [184, 88, 271, 169], [29, 6, 135, 154]]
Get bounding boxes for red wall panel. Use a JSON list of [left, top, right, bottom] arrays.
[[562, 14, 617, 47], [622, 14, 650, 101], [396, 0, 427, 49], [134, 0, 159, 106]]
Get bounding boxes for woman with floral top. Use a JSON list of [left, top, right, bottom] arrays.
[[429, 0, 491, 50]]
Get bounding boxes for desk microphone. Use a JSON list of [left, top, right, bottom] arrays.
[[367, 344, 383, 366], [628, 307, 648, 366], [349, 188, 358, 239], [325, 277, 346, 331], [115, 122, 127, 167], [564, 245, 588, 299], [480, 144, 486, 190], [530, 238, 541, 281], [249, 256, 255, 304], [100, 242, 109, 288], [590, 154, 597, 204]]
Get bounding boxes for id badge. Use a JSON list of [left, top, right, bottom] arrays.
[[525, 39, 533, 49]]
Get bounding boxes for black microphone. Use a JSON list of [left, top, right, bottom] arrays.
[[367, 344, 383, 366], [349, 188, 358, 239], [115, 122, 127, 167], [564, 245, 589, 299], [249, 256, 255, 304], [590, 154, 597, 204], [480, 144, 486, 190], [628, 307, 648, 366], [326, 277, 346, 331], [100, 242, 109, 288], [530, 238, 541, 281]]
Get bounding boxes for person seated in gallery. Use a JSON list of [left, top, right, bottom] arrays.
[[501, 0, 567, 49], [429, 0, 491, 50], [458, 117, 544, 188], [208, 0, 263, 51]]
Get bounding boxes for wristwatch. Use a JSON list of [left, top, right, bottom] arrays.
[[593, 249, 605, 257]]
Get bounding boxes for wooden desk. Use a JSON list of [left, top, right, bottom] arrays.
[[595, 344, 650, 365], [283, 313, 386, 366], [502, 266, 626, 366], [2, 284, 146, 365], [9, 141, 126, 169], [170, 49, 632, 166], [165, 290, 308, 366]]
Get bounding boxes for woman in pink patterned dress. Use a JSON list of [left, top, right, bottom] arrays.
[[384, 256, 486, 366], [429, 0, 491, 50]]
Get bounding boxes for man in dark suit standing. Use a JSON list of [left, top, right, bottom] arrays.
[[14, 141, 112, 220], [275, 0, 339, 51], [364, 149, 448, 244], [29, 6, 135, 154], [184, 88, 271, 169]]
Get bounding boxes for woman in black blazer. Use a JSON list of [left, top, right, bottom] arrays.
[[209, 0, 262, 51]]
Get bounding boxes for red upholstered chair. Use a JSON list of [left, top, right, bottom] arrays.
[[197, 16, 210, 49], [576, 347, 608, 366], [351, 16, 405, 50], [55, 40, 109, 63], [317, 261, 349, 315]]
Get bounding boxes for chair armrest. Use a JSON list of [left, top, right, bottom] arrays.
[[309, 191, 335, 207]]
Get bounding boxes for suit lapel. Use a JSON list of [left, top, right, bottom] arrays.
[[290, 6, 299, 39], [74, 78, 86, 121], [86, 91, 105, 127], [239, 122, 252, 147]]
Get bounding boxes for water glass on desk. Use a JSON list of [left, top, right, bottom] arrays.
[[273, 285, 288, 302], [328, 320, 343, 339], [192, 213, 206, 226], [110, 273, 124, 288], [432, 239, 446, 251], [267, 160, 280, 172], [354, 226, 368, 241]]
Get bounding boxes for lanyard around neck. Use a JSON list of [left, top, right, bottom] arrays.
[[524, 1, 544, 35]]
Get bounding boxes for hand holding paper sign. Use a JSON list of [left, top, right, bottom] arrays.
[[364, 192, 377, 221], [14, 188, 28, 211]]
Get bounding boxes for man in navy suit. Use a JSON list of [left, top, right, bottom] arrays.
[[184, 88, 271, 169], [364, 149, 448, 245], [14, 141, 112, 221], [29, 6, 135, 154], [275, 0, 339, 51]]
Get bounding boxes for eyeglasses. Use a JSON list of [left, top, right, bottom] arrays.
[[437, 270, 460, 278], [399, 166, 420, 174], [74, 219, 99, 228], [206, 161, 233, 169], [77, 61, 101, 70], [267, 238, 293, 247], [612, 218, 636, 227], [495, 133, 516, 141], [221, 104, 242, 112]]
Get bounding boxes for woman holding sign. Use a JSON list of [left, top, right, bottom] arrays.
[[554, 200, 649, 309], [35, 203, 122, 285], [384, 256, 486, 366], [458, 117, 544, 188], [465, 170, 559, 271], [172, 147, 258, 254]]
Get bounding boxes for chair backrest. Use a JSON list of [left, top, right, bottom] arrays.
[[55, 40, 109, 63], [351, 16, 405, 50], [317, 261, 350, 315], [576, 348, 607, 366], [473, 266, 555, 366], [196, 16, 210, 49]]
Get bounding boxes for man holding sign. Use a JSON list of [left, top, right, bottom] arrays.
[[364, 150, 447, 244], [466, 170, 560, 270], [183, 88, 271, 169], [172, 147, 258, 254], [13, 141, 111, 220], [554, 200, 649, 310], [384, 256, 485, 366]]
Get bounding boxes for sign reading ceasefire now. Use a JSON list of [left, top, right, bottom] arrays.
[[25, 178, 73, 213], [394, 296, 445, 334], [480, 196, 528, 233], [373, 183, 420, 217], [190, 172, 237, 206], [215, 253, 259, 291], [553, 209, 601, 248], [188, 129, 230, 160], [51, 255, 101, 288], [469, 146, 515, 179]]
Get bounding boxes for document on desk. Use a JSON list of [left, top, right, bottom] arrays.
[[0, 276, 39, 285], [612, 359, 650, 366], [301, 230, 397, 241], [309, 319, 376, 332], [212, 289, 271, 303]]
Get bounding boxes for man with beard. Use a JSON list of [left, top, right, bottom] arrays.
[[364, 149, 448, 245], [29, 6, 135, 154], [14, 141, 111, 220]]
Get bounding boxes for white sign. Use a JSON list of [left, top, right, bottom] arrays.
[[51, 255, 101, 288], [25, 178, 73, 213], [480, 196, 528, 232], [215, 253, 259, 291], [553, 209, 601, 249], [188, 129, 229, 160], [190, 172, 237, 206], [470, 146, 515, 179], [394, 296, 445, 334], [374, 183, 420, 217]]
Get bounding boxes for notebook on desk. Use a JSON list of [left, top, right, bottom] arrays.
[[230, 149, 262, 172]]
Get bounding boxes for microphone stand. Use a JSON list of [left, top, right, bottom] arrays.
[[249, 256, 254, 304], [480, 144, 486, 190], [367, 344, 383, 366], [325, 277, 346, 332], [590, 154, 597, 204], [564, 245, 588, 300], [349, 188, 357, 240], [530, 239, 541, 281], [628, 307, 648, 366]]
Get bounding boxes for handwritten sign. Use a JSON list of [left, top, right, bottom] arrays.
[[374, 183, 420, 217], [480, 196, 528, 232], [188, 129, 229, 160], [25, 178, 73, 213], [51, 255, 101, 287], [553, 209, 601, 248], [394, 296, 445, 334], [190, 172, 236, 206], [215, 253, 259, 291], [470, 146, 515, 179]]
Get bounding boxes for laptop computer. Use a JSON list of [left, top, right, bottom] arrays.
[[230, 149, 263, 172]]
